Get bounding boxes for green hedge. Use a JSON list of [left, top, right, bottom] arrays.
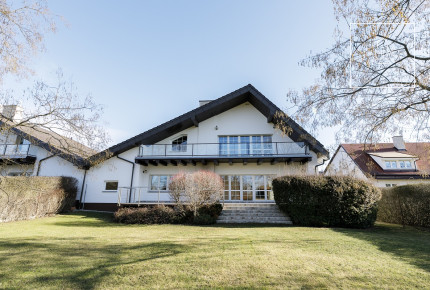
[[378, 184, 430, 227], [272, 175, 381, 228], [114, 203, 223, 225], [0, 176, 78, 222]]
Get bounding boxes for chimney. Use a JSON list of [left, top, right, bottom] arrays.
[[1, 105, 23, 123], [393, 135, 406, 151], [199, 100, 212, 107]]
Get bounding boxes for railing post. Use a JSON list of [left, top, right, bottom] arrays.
[[138, 188, 141, 206], [118, 188, 122, 206], [276, 142, 279, 155]]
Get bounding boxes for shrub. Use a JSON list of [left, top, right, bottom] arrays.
[[198, 203, 223, 218], [114, 205, 176, 224], [378, 184, 430, 227], [272, 175, 381, 228], [193, 213, 216, 225], [0, 176, 78, 222], [169, 171, 224, 216]]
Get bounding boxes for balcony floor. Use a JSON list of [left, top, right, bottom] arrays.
[[0, 155, 37, 165], [135, 154, 311, 166]]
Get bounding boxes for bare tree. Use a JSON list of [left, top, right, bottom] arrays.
[[287, 0, 430, 144], [0, 0, 56, 81], [169, 171, 224, 216]]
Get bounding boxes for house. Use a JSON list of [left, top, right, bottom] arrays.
[[0, 104, 92, 193], [325, 136, 430, 187], [79, 84, 329, 211]]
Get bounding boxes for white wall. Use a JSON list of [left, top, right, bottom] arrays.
[[83, 102, 325, 204], [325, 146, 368, 180]]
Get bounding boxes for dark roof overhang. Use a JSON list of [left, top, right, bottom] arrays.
[[89, 84, 329, 164]]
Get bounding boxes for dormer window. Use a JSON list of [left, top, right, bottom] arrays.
[[384, 160, 413, 170], [172, 136, 187, 152]]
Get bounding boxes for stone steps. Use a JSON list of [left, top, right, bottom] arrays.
[[217, 203, 292, 224]]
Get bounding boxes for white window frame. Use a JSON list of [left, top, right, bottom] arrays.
[[149, 175, 172, 192]]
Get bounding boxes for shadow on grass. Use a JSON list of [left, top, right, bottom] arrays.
[[51, 211, 116, 228], [0, 236, 190, 289], [333, 223, 430, 273]]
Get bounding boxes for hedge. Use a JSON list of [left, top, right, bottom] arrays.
[[272, 175, 381, 228], [114, 203, 223, 225], [378, 184, 430, 227], [0, 176, 78, 222]]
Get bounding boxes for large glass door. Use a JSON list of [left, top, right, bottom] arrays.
[[221, 175, 275, 202]]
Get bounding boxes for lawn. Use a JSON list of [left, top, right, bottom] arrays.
[[1, 212, 429, 289]]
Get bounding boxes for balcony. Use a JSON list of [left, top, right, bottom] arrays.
[[135, 142, 311, 166], [0, 144, 37, 164]]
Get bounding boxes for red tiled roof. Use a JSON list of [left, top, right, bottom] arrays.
[[341, 142, 430, 178]]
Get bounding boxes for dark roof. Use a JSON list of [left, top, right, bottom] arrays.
[[334, 143, 430, 178], [0, 119, 96, 168], [90, 84, 328, 163]]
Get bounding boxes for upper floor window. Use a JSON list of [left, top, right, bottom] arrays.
[[219, 135, 272, 156], [172, 136, 187, 152], [384, 160, 413, 170]]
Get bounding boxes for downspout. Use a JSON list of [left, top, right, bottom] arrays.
[[315, 158, 329, 175], [36, 155, 56, 176], [117, 155, 135, 203], [78, 169, 88, 208]]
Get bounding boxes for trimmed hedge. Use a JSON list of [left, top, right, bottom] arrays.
[[0, 176, 78, 222], [114, 203, 223, 225], [378, 184, 430, 227], [273, 175, 381, 228]]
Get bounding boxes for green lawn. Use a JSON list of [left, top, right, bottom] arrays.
[[0, 212, 429, 289]]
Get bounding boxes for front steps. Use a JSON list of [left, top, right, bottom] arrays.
[[217, 203, 292, 224]]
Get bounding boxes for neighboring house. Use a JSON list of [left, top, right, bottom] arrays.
[[0, 104, 94, 194], [80, 84, 329, 211], [325, 136, 430, 187]]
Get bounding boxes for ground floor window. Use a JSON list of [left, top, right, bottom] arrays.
[[385, 184, 397, 188], [221, 175, 275, 201], [150, 175, 173, 191], [104, 181, 119, 191]]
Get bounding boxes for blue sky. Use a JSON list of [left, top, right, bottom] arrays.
[[5, 0, 339, 150]]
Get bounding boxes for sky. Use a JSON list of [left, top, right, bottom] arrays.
[[4, 0, 340, 151]]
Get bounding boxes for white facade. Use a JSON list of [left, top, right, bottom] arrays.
[[82, 102, 324, 208], [324, 147, 367, 180]]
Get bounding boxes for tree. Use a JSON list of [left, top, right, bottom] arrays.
[[0, 0, 56, 81], [169, 171, 224, 216], [0, 1, 109, 163], [287, 0, 430, 144]]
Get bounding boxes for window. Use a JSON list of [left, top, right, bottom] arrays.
[[405, 161, 412, 168], [391, 161, 397, 169], [218, 135, 272, 156], [384, 160, 414, 170], [105, 181, 118, 191], [399, 161, 405, 168], [150, 175, 171, 191], [172, 136, 187, 152], [221, 175, 275, 201], [385, 161, 391, 168], [7, 171, 32, 177], [385, 184, 397, 187]]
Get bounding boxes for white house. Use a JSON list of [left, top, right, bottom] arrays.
[[325, 136, 430, 188], [80, 85, 329, 211], [0, 105, 92, 195], [0, 85, 329, 212]]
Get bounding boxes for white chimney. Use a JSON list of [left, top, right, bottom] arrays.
[[393, 135, 406, 151], [1, 105, 24, 123], [199, 100, 212, 107]]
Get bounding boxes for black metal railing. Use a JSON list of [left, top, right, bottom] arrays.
[[0, 144, 31, 156], [138, 142, 309, 157]]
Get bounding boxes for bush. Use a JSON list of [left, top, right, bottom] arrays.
[[193, 213, 217, 225], [0, 176, 78, 222], [114, 203, 223, 225], [378, 184, 430, 227], [114, 205, 176, 224], [272, 175, 381, 228]]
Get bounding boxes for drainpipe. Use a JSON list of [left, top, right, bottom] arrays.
[[78, 169, 88, 208], [315, 158, 329, 175], [117, 155, 135, 203], [36, 155, 56, 176]]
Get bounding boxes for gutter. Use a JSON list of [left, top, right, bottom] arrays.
[[36, 155, 56, 176], [117, 155, 135, 203]]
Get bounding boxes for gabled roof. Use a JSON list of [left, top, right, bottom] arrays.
[[89, 84, 329, 163], [0, 119, 96, 168], [331, 143, 430, 179]]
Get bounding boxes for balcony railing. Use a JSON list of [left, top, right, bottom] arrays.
[[0, 144, 32, 156], [137, 142, 309, 158]]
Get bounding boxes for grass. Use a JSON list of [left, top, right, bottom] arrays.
[[0, 212, 429, 289]]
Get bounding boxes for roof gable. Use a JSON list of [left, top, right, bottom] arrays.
[[90, 84, 329, 162]]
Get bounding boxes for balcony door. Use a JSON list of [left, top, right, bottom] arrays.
[[221, 175, 274, 202], [219, 135, 272, 157]]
